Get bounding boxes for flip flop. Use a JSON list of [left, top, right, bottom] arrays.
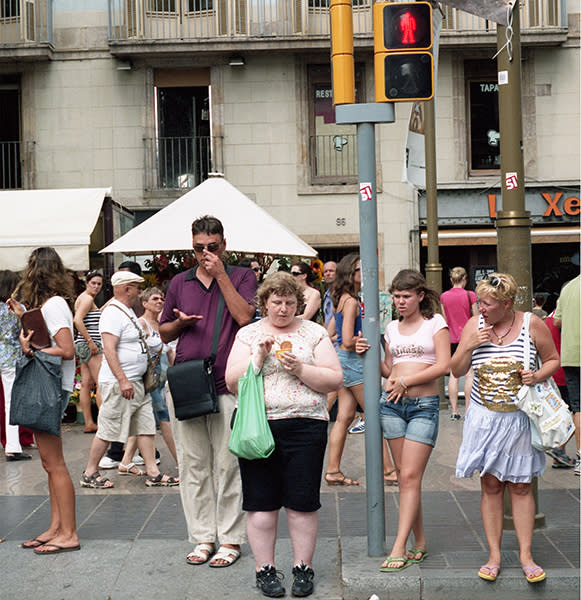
[[478, 565, 500, 581], [22, 537, 51, 549], [325, 471, 359, 486], [33, 543, 81, 555], [186, 543, 215, 565], [209, 546, 241, 568], [406, 547, 428, 563], [380, 556, 411, 572], [523, 565, 546, 583]]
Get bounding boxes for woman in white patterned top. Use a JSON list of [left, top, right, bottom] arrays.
[[226, 271, 342, 598]]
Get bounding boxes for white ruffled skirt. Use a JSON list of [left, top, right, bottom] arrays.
[[455, 400, 546, 483]]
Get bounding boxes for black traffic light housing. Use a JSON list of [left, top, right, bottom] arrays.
[[374, 2, 434, 102]]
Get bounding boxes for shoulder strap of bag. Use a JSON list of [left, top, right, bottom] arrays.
[[109, 302, 159, 365], [208, 264, 233, 363], [522, 311, 534, 369]]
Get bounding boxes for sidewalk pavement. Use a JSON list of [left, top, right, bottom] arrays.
[[0, 406, 579, 600]]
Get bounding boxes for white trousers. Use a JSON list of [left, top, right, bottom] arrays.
[[2, 367, 22, 454], [170, 392, 246, 545]]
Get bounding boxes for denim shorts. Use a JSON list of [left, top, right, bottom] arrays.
[[150, 386, 170, 424], [337, 349, 363, 388], [379, 392, 440, 447]]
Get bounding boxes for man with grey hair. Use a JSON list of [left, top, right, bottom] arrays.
[[81, 271, 178, 489]]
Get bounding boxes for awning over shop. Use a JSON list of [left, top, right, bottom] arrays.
[[100, 175, 317, 258], [0, 188, 112, 271], [420, 227, 581, 246]]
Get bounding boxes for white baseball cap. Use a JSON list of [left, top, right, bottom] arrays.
[[110, 271, 144, 287]]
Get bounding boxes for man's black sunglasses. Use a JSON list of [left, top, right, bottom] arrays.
[[193, 242, 221, 253]]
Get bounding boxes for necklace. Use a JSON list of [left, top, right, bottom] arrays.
[[492, 310, 516, 345]]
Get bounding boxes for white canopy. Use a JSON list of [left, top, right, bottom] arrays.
[[0, 188, 112, 271], [100, 175, 317, 257]]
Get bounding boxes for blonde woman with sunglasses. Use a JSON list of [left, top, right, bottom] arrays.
[[452, 273, 559, 584]]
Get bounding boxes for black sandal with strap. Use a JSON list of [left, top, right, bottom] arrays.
[[145, 473, 179, 487], [80, 471, 114, 489]]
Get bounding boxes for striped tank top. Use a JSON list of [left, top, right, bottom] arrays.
[[470, 314, 536, 407], [75, 309, 102, 344]]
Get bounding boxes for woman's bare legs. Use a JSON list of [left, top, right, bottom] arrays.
[[507, 481, 541, 571], [383, 439, 398, 484], [79, 362, 97, 432], [382, 438, 432, 568], [326, 385, 361, 484], [247, 510, 279, 569], [86, 354, 103, 408], [31, 431, 79, 551], [479, 473, 504, 570], [287, 509, 318, 567]]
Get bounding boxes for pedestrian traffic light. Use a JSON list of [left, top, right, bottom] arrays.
[[373, 1, 434, 103]]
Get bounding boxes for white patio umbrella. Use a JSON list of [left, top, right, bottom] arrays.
[[100, 175, 316, 257]]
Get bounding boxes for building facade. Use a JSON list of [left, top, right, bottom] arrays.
[[0, 0, 579, 300]]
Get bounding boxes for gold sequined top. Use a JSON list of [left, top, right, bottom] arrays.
[[470, 316, 535, 406]]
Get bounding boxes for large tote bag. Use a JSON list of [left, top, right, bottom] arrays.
[[10, 352, 63, 436], [515, 312, 575, 451], [229, 364, 275, 460]]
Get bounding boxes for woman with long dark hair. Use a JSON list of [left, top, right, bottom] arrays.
[[9, 247, 80, 554], [357, 269, 450, 571], [325, 253, 364, 485], [290, 261, 321, 322], [73, 270, 104, 433]]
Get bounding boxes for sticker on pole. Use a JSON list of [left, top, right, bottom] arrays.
[[360, 183, 373, 202], [505, 172, 518, 190], [498, 70, 508, 85]]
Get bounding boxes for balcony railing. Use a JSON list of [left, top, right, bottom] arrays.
[[109, 0, 563, 43], [144, 135, 223, 190], [0, 141, 37, 189], [108, 0, 372, 40], [441, 0, 564, 32], [310, 133, 358, 183], [0, 0, 52, 46]]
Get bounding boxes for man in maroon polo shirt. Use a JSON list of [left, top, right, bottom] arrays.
[[160, 215, 257, 568]]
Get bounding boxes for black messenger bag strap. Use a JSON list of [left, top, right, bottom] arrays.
[[208, 264, 232, 363]]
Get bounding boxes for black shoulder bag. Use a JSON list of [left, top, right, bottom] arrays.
[[167, 279, 227, 421]]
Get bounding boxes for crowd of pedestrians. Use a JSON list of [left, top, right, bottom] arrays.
[[0, 217, 578, 596]]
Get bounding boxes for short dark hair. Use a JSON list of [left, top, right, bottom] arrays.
[[239, 257, 258, 268], [118, 261, 142, 276], [0, 270, 20, 302], [191, 215, 224, 239]]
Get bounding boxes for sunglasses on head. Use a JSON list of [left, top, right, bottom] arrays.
[[486, 275, 504, 288], [193, 242, 221, 253]]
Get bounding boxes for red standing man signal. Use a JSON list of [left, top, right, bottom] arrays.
[[400, 10, 417, 45]]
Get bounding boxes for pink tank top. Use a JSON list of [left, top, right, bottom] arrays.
[[384, 313, 448, 365]]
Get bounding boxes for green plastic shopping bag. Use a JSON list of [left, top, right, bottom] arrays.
[[228, 363, 275, 460]]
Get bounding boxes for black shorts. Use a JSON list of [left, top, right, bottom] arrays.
[[239, 418, 328, 513]]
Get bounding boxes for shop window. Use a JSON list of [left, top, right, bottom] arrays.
[[308, 64, 363, 185], [468, 79, 500, 172]]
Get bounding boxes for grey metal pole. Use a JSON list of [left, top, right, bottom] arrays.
[[357, 121, 385, 557], [336, 102, 394, 557]]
